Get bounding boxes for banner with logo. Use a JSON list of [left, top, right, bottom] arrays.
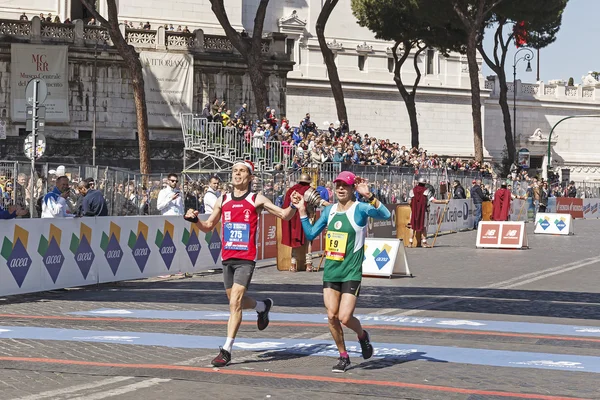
[[583, 199, 599, 219], [362, 238, 410, 278], [140, 51, 193, 127], [367, 204, 398, 238], [11, 44, 69, 122], [0, 215, 227, 296], [534, 213, 574, 235], [476, 221, 528, 249], [556, 198, 584, 219], [427, 199, 473, 233]]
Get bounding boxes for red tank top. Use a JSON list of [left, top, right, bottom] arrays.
[[221, 191, 259, 262]]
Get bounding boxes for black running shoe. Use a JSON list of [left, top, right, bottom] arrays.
[[257, 298, 273, 331], [359, 330, 373, 359], [211, 347, 231, 367], [332, 356, 351, 373]]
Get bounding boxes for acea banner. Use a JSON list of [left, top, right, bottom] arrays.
[[140, 51, 193, 127], [11, 44, 69, 122], [0, 216, 226, 296]]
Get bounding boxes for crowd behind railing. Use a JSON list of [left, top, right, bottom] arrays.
[[1, 159, 598, 220]]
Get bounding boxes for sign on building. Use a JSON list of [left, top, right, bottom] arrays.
[[11, 44, 69, 122], [140, 52, 193, 128]]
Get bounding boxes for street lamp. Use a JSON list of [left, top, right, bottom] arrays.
[[513, 47, 534, 164]]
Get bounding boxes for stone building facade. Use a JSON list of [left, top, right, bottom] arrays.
[[1, 0, 599, 180]]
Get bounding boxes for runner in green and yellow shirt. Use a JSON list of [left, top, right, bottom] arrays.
[[297, 171, 391, 373]]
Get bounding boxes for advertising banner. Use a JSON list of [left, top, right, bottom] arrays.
[[362, 238, 410, 278], [556, 198, 584, 219], [0, 215, 229, 297], [583, 199, 599, 219], [11, 44, 69, 122], [476, 221, 528, 249], [367, 204, 398, 238], [140, 52, 193, 127], [427, 199, 473, 233], [534, 213, 574, 235], [261, 214, 278, 260]]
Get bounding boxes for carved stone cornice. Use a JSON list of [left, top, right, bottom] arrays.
[[277, 10, 306, 37], [356, 42, 373, 55], [327, 39, 343, 52]]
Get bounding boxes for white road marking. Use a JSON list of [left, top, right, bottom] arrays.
[[397, 255, 600, 316], [67, 378, 171, 400], [10, 377, 134, 400]]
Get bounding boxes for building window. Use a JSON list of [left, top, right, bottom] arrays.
[[388, 57, 394, 73], [358, 55, 366, 71], [78, 130, 92, 139], [426, 49, 435, 75], [286, 38, 295, 62]]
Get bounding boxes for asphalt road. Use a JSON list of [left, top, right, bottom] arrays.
[[0, 219, 599, 400]]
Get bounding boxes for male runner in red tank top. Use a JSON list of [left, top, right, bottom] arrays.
[[185, 160, 301, 367]]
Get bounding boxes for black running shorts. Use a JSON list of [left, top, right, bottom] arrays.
[[323, 280, 361, 297], [222, 259, 256, 289]]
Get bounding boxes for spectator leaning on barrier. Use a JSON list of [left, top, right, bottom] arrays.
[[42, 176, 74, 218], [157, 173, 184, 216], [539, 181, 550, 213], [78, 178, 108, 217]]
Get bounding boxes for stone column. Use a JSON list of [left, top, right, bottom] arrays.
[[74, 19, 84, 47], [156, 26, 166, 50], [194, 29, 205, 52], [30, 16, 41, 44]]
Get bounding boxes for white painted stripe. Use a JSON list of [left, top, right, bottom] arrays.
[[397, 255, 600, 317], [11, 377, 134, 400], [68, 378, 171, 400]]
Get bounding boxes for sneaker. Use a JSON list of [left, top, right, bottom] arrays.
[[257, 298, 273, 331], [359, 330, 373, 359], [211, 347, 231, 367], [332, 356, 351, 373]]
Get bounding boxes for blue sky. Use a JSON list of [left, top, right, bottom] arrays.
[[481, 0, 597, 84]]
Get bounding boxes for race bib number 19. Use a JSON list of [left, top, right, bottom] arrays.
[[325, 231, 348, 261], [224, 222, 250, 251]]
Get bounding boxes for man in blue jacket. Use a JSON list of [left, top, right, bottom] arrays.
[[78, 178, 108, 216]]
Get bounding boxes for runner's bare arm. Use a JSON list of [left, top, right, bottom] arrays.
[[184, 196, 223, 232], [256, 192, 299, 220]]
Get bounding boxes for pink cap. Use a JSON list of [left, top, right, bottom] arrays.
[[333, 171, 356, 186]]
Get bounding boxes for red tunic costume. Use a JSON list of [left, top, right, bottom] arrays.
[[492, 188, 511, 221], [410, 185, 428, 232], [281, 183, 311, 248]]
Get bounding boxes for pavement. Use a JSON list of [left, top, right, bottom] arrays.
[[1, 219, 600, 400]]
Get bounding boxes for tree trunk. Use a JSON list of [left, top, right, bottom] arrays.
[[497, 71, 515, 166], [392, 41, 422, 149], [316, 0, 348, 127], [247, 53, 269, 117], [405, 96, 419, 149], [81, 0, 151, 175], [466, 32, 484, 163]]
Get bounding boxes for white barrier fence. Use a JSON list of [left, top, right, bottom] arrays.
[[0, 215, 229, 297]]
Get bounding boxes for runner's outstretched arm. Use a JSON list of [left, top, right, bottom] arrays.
[[256, 192, 299, 221], [184, 197, 223, 232]]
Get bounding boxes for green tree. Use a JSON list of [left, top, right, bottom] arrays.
[[478, 0, 567, 167], [81, 0, 151, 175], [209, 0, 270, 117], [317, 0, 349, 127], [352, 0, 465, 148]]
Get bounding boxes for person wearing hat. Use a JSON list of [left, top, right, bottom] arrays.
[[281, 173, 329, 272], [296, 171, 390, 372], [451, 180, 466, 199], [491, 180, 512, 221], [408, 177, 446, 248], [184, 160, 302, 368]]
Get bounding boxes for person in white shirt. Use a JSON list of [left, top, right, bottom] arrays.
[[157, 173, 184, 215], [203, 176, 221, 214], [42, 176, 74, 218]]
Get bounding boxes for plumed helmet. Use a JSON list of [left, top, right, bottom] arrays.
[[298, 173, 312, 184]]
